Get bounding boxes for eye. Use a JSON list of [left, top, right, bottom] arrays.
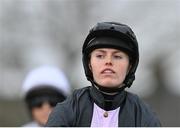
[[96, 54, 104, 59], [114, 55, 122, 59]]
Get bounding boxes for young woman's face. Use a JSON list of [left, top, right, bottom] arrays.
[[90, 48, 130, 88]]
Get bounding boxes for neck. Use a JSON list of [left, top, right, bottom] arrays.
[[94, 84, 118, 95], [92, 81, 126, 93]]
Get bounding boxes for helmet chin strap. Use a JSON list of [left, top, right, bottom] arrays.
[[89, 79, 126, 94]]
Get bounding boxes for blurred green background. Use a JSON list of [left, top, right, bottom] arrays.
[[0, 99, 29, 126]]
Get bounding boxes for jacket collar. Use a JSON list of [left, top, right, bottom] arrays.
[[89, 86, 127, 111]]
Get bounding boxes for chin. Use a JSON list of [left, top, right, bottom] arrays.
[[99, 81, 119, 88]]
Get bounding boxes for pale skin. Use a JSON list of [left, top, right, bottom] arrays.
[[31, 102, 53, 126], [89, 48, 130, 88]]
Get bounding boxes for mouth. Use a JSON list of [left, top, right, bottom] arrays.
[[101, 68, 115, 74]]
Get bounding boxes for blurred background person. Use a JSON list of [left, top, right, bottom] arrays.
[[21, 65, 71, 127]]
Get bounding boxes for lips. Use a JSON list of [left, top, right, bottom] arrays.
[[101, 68, 115, 74]]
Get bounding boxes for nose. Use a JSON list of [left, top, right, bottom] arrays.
[[105, 55, 112, 66]]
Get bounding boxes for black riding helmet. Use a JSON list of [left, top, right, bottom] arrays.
[[82, 22, 139, 92]]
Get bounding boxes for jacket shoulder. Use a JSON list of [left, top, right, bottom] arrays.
[[125, 91, 161, 126], [73, 86, 91, 97], [46, 86, 91, 127]]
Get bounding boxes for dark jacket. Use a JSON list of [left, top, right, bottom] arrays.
[[46, 86, 161, 127]]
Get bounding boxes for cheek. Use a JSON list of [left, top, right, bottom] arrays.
[[122, 64, 130, 75], [116, 61, 130, 76], [89, 59, 100, 76]]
